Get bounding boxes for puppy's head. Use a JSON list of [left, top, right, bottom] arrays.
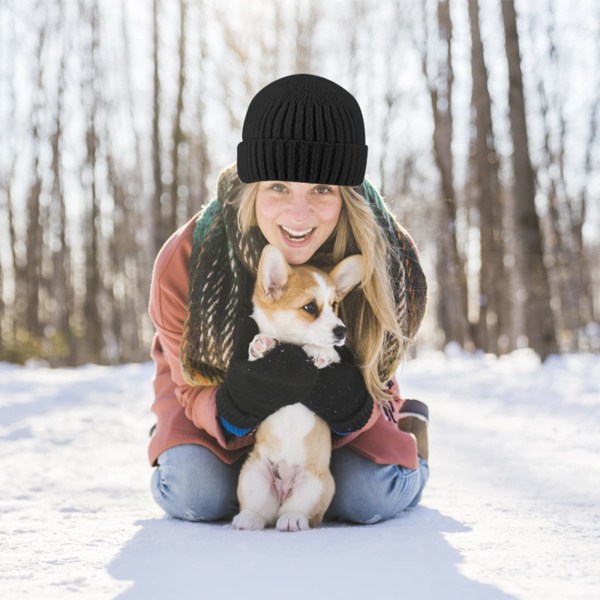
[[252, 245, 364, 348]]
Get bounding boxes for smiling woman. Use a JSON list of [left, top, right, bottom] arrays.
[[254, 181, 343, 265], [148, 73, 429, 528]]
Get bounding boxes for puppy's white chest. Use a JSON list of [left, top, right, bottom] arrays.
[[258, 403, 317, 465]]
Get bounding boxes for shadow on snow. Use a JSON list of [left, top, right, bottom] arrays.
[[108, 506, 517, 599]]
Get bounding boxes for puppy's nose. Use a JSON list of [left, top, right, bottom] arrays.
[[333, 325, 346, 342]]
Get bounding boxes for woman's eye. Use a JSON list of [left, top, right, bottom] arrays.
[[302, 301, 318, 316], [270, 183, 286, 192], [315, 186, 332, 194]]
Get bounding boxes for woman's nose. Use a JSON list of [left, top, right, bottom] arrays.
[[286, 193, 311, 222]]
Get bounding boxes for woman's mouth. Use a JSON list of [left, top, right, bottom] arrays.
[[279, 225, 315, 242]]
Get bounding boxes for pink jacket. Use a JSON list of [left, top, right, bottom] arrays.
[[148, 213, 418, 469]]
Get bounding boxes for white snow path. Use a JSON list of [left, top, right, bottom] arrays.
[[0, 351, 599, 599]]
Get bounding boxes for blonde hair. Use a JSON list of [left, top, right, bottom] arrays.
[[235, 182, 407, 405]]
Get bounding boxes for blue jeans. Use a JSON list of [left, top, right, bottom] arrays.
[[151, 444, 429, 525]]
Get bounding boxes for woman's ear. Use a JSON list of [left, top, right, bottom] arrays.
[[330, 255, 364, 300], [257, 245, 290, 301]]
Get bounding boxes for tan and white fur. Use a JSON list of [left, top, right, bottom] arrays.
[[232, 245, 364, 532]]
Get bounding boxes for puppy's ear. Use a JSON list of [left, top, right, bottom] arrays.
[[258, 245, 290, 301], [330, 255, 364, 300]]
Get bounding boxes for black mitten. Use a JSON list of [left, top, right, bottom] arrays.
[[216, 317, 319, 432], [302, 346, 373, 434]]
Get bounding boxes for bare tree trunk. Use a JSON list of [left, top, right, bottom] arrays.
[[573, 6, 600, 337], [468, 0, 508, 354], [81, 0, 103, 363], [501, 0, 557, 359], [347, 0, 368, 89], [25, 7, 46, 339], [536, 74, 571, 344], [577, 85, 598, 326], [272, 0, 283, 76], [0, 217, 3, 354], [177, 0, 210, 219], [100, 4, 145, 363], [294, 0, 319, 73], [378, 1, 406, 200], [1, 7, 18, 349], [169, 0, 187, 233], [190, 103, 211, 216], [7, 183, 20, 342], [48, 11, 75, 365], [120, 0, 153, 358], [151, 0, 164, 258], [530, 3, 583, 350], [422, 0, 471, 347], [105, 146, 124, 363]]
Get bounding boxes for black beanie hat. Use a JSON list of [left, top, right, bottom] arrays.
[[237, 74, 368, 186]]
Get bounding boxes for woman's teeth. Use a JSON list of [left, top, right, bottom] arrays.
[[280, 225, 315, 241]]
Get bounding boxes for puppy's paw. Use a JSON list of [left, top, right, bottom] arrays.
[[232, 510, 267, 531], [248, 334, 278, 361], [276, 511, 310, 532], [302, 345, 340, 369]]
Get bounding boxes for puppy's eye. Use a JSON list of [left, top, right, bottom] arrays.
[[302, 301, 318, 316], [332, 301, 338, 312]]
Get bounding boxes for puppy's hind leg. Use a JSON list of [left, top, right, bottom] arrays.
[[276, 471, 332, 532], [232, 456, 279, 531]]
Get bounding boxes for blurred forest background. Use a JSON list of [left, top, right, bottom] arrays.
[[0, 0, 598, 366]]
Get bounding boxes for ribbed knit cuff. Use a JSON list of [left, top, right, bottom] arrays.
[[329, 395, 374, 435], [237, 139, 368, 186], [215, 387, 260, 431]]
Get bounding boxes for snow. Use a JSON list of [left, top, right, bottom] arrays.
[[1, 351, 599, 599]]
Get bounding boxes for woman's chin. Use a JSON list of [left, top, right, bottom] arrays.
[[279, 247, 314, 265], [276, 231, 320, 264]]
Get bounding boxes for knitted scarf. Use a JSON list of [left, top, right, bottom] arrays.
[[180, 163, 427, 387]]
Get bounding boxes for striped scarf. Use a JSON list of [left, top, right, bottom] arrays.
[[180, 163, 427, 387]]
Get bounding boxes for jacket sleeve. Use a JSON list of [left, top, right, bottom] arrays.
[[148, 226, 254, 451]]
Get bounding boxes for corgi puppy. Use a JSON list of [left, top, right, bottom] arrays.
[[232, 245, 364, 532]]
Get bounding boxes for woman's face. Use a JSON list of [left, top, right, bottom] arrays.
[[254, 181, 343, 265]]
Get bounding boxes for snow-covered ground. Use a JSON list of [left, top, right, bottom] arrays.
[[1, 349, 599, 599]]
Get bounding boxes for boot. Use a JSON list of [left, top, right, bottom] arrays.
[[397, 399, 429, 462]]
